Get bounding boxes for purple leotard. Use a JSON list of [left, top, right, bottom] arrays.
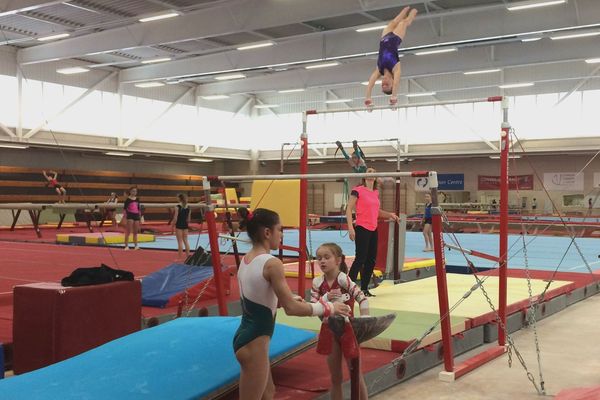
[[377, 33, 402, 75]]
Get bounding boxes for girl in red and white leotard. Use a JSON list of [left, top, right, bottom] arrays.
[[311, 243, 370, 400], [42, 170, 67, 203]]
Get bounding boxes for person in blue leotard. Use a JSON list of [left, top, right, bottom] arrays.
[[422, 193, 433, 252], [364, 7, 418, 107]]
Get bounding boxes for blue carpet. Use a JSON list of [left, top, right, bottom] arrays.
[[125, 230, 600, 273], [0, 317, 316, 400]]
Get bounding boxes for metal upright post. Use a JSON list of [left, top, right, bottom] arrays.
[[203, 178, 228, 316], [498, 97, 510, 346], [298, 113, 310, 298], [429, 173, 454, 375]]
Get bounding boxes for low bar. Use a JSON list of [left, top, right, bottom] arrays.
[[445, 243, 500, 263]]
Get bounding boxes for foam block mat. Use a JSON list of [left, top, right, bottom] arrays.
[[56, 232, 155, 245], [0, 317, 316, 400]]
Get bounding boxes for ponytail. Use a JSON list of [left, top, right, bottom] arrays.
[[339, 254, 348, 274]]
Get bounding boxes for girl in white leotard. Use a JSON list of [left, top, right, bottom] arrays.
[[234, 208, 350, 400]]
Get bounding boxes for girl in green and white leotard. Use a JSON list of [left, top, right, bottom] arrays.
[[233, 208, 350, 400]]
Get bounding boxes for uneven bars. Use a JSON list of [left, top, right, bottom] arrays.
[[210, 171, 436, 184], [305, 96, 504, 115]]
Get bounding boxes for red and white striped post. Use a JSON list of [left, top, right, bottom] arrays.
[[498, 97, 510, 346]]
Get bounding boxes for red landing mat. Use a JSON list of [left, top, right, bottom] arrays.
[[222, 347, 399, 399]]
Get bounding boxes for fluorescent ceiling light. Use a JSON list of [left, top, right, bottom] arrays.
[[0, 143, 28, 149], [415, 47, 457, 56], [189, 158, 213, 162], [521, 37, 543, 42], [305, 62, 340, 70], [254, 104, 280, 109], [135, 82, 165, 88], [141, 57, 171, 64], [38, 33, 70, 41], [139, 12, 179, 23], [215, 73, 246, 81], [586, 58, 600, 64], [464, 69, 501, 75], [85, 50, 114, 56], [361, 80, 382, 85], [406, 92, 436, 97], [499, 82, 534, 89], [550, 31, 600, 40], [202, 95, 230, 100], [278, 88, 305, 93], [325, 99, 352, 104], [307, 161, 325, 164], [237, 42, 274, 51], [57, 67, 89, 75], [507, 0, 566, 11], [356, 24, 387, 33], [489, 155, 521, 159], [105, 152, 133, 157]]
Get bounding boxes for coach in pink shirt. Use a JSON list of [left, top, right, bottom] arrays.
[[346, 167, 399, 296]]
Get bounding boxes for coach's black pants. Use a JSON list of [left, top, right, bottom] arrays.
[[348, 225, 378, 291]]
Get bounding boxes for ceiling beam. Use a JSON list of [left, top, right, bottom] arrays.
[[24, 71, 117, 139], [18, 0, 413, 65], [122, 86, 196, 147], [144, 0, 179, 9], [555, 64, 600, 106], [117, 1, 600, 84], [0, 0, 62, 16], [193, 39, 600, 96]]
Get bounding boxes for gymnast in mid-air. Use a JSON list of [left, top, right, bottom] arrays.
[[364, 7, 418, 108]]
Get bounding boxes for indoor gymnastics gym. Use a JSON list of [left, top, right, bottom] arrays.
[[0, 1, 599, 399]]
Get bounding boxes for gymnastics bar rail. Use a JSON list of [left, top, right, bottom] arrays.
[[304, 96, 504, 115]]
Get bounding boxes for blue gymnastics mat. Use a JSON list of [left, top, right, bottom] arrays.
[[132, 230, 600, 272], [141, 263, 215, 308], [0, 317, 316, 400]]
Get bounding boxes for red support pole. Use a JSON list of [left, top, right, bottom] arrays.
[[498, 125, 510, 346], [430, 188, 454, 372], [205, 209, 228, 316], [298, 133, 309, 297], [393, 148, 401, 281]]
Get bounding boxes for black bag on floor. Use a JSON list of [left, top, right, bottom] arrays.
[[61, 264, 134, 287]]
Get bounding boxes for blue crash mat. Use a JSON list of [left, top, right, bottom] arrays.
[[141, 263, 215, 307], [0, 317, 316, 400]]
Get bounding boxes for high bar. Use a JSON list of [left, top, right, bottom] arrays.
[[305, 96, 504, 115], [211, 171, 435, 182]]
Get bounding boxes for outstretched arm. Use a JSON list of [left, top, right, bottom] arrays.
[[390, 62, 402, 103], [365, 68, 381, 104], [268, 258, 350, 317], [379, 209, 399, 222], [346, 195, 357, 241]]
